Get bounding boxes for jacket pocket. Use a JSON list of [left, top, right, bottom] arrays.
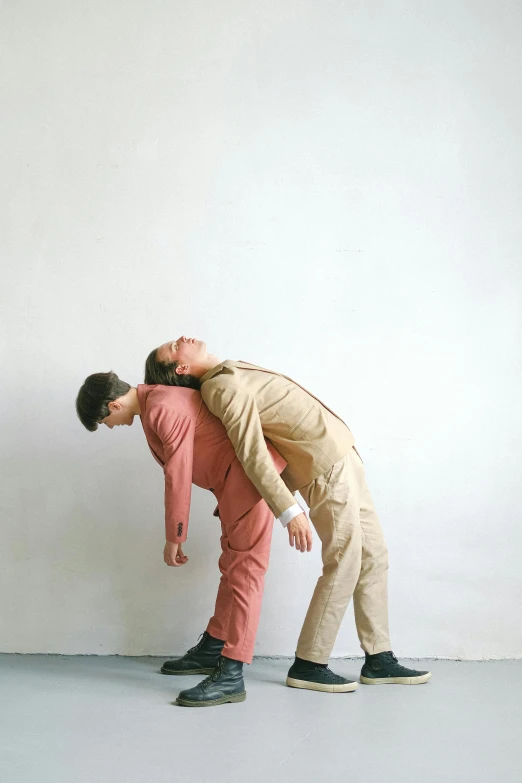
[[289, 407, 317, 441]]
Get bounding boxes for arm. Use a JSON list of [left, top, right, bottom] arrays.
[[203, 381, 312, 552], [202, 379, 298, 518], [148, 405, 196, 545]]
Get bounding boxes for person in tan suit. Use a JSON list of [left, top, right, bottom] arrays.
[[144, 336, 432, 691]]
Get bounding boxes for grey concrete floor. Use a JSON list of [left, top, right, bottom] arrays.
[[1, 655, 521, 783]]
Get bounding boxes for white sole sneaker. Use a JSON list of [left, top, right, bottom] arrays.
[[360, 672, 432, 685], [286, 676, 358, 693]]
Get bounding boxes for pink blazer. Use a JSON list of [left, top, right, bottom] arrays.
[[137, 385, 287, 543]]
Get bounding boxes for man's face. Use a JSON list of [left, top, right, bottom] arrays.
[[156, 335, 208, 368], [100, 399, 135, 429]]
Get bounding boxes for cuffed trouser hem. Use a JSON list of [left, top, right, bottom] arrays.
[[294, 649, 330, 666], [206, 623, 253, 664], [295, 642, 392, 664], [362, 640, 392, 656]]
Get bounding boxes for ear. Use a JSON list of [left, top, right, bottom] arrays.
[[175, 364, 190, 376], [108, 401, 122, 412]]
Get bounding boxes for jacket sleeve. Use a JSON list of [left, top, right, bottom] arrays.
[[148, 405, 195, 544], [201, 379, 296, 518]]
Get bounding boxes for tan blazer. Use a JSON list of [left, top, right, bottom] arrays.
[[200, 360, 355, 518]]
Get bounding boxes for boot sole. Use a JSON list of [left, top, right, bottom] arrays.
[[360, 672, 432, 685], [175, 692, 247, 707], [161, 667, 216, 676], [286, 676, 358, 693]]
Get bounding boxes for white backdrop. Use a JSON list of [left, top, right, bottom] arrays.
[[1, 0, 521, 658]]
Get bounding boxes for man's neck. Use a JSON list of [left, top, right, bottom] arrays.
[[193, 355, 222, 378], [129, 387, 141, 416]]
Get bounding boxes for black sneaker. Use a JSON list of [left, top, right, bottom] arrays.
[[286, 658, 358, 693], [161, 632, 224, 675], [176, 656, 246, 707], [360, 651, 432, 685]]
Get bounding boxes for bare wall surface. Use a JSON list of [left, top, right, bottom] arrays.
[[1, 0, 521, 657]]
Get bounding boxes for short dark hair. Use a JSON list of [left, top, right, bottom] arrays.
[[144, 348, 201, 390], [76, 372, 131, 431]]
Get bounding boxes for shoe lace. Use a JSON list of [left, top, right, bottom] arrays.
[[380, 651, 398, 665], [199, 657, 224, 690], [186, 633, 206, 656]]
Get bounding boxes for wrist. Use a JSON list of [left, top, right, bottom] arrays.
[[278, 503, 304, 528]]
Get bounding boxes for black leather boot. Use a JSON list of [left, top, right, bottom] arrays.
[[161, 632, 225, 675], [176, 656, 246, 707]]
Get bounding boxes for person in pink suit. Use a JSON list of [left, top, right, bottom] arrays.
[[75, 371, 289, 708]]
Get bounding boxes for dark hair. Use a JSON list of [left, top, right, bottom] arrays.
[[144, 348, 201, 390], [76, 372, 131, 431]]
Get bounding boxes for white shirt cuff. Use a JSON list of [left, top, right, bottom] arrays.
[[278, 503, 304, 528]]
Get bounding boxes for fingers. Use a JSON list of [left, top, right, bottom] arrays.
[[170, 553, 188, 566], [164, 553, 188, 566], [288, 522, 312, 553], [306, 529, 313, 552], [291, 529, 304, 552], [163, 542, 189, 567]]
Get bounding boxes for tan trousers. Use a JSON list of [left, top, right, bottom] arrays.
[[296, 447, 391, 664]]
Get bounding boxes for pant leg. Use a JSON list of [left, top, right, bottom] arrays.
[[218, 500, 274, 664], [296, 448, 391, 663], [352, 469, 391, 654], [296, 451, 363, 664], [206, 520, 234, 642]]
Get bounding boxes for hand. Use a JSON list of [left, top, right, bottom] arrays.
[[287, 513, 313, 553], [163, 541, 189, 567]]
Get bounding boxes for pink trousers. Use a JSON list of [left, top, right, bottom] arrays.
[[206, 498, 274, 664]]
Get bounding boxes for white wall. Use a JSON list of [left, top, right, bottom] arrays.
[[1, 0, 521, 659]]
